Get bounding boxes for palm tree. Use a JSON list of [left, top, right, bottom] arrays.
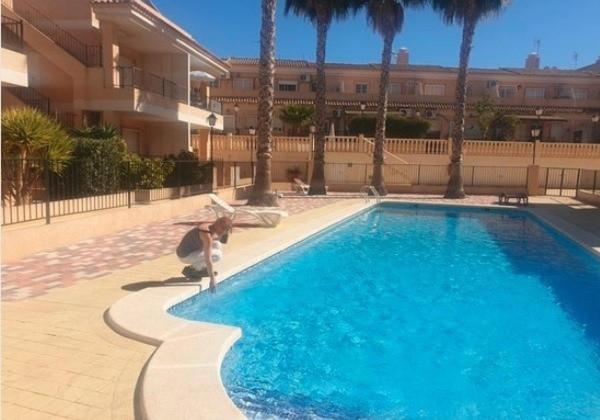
[[431, 0, 509, 198], [365, 0, 424, 195], [248, 0, 279, 206], [285, 0, 361, 195], [1, 107, 73, 205]]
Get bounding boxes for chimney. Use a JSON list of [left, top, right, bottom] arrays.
[[397, 47, 409, 65], [525, 52, 540, 70]]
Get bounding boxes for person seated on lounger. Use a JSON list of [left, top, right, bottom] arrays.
[[176, 216, 233, 292]]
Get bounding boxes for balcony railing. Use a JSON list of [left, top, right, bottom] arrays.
[[190, 92, 222, 113], [115, 67, 224, 114], [1, 15, 23, 52], [115, 66, 188, 102], [4, 87, 76, 128], [13, 0, 102, 67], [5, 86, 50, 114]]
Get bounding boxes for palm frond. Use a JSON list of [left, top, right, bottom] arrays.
[[431, 0, 509, 24], [285, 0, 364, 24]]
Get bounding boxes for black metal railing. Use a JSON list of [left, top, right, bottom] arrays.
[[3, 87, 77, 128], [115, 66, 188, 102], [5, 86, 51, 114], [1, 158, 214, 225], [211, 161, 532, 191], [540, 167, 581, 197], [13, 0, 102, 66], [2, 15, 24, 52]]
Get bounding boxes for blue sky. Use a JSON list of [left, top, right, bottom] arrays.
[[153, 0, 599, 70]]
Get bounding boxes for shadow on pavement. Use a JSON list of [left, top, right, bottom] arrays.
[[121, 277, 200, 291]]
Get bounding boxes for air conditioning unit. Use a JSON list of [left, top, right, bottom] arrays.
[[425, 110, 437, 119], [299, 74, 310, 82]]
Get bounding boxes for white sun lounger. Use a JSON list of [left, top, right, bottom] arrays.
[[293, 178, 328, 195], [293, 178, 310, 195], [207, 193, 288, 227]]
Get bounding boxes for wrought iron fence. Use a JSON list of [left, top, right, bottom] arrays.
[[13, 0, 102, 66], [573, 169, 599, 196], [540, 167, 581, 197], [1, 159, 213, 225], [1, 15, 23, 52], [214, 161, 531, 192], [115, 66, 188, 102]]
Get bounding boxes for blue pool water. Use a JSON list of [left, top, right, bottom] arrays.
[[170, 203, 600, 419]]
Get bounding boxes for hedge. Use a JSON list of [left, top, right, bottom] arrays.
[[348, 116, 431, 138]]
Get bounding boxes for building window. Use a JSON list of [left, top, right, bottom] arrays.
[[278, 81, 297, 92], [355, 83, 368, 94], [424, 84, 445, 96], [390, 84, 401, 95], [233, 78, 253, 91], [525, 87, 545, 98], [327, 82, 344, 93], [82, 111, 102, 127], [555, 87, 572, 99], [498, 85, 516, 98], [573, 88, 588, 100]]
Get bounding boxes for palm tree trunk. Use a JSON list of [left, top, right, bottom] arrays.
[[308, 10, 330, 195], [14, 149, 27, 206], [371, 31, 394, 196], [248, 0, 278, 207], [445, 13, 476, 199]]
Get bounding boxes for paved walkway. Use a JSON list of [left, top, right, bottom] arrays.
[[1, 197, 339, 301], [2, 194, 597, 419]]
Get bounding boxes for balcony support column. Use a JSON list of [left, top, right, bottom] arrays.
[[101, 21, 119, 88]]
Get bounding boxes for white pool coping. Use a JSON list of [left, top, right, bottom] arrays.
[[106, 199, 600, 419]]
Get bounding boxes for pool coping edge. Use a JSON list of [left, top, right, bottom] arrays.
[[106, 199, 376, 420], [106, 198, 599, 420]]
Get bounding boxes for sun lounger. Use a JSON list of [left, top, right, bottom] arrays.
[[498, 192, 529, 206], [207, 193, 288, 227], [293, 178, 328, 195]]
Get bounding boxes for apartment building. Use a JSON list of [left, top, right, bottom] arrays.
[[211, 51, 600, 143], [1, 0, 228, 156]]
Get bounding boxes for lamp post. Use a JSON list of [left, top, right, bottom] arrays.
[[233, 103, 240, 134], [359, 101, 366, 135], [207, 113, 217, 162], [529, 108, 544, 164], [534, 107, 543, 140]]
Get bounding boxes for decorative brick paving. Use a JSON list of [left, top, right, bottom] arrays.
[[1, 194, 505, 301], [1, 197, 341, 301]]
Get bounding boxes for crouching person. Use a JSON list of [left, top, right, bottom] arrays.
[[177, 216, 233, 292]]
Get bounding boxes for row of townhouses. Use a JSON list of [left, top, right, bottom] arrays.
[[213, 53, 600, 143], [2, 0, 600, 159]]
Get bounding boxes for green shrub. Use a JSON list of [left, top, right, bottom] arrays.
[[71, 123, 121, 141], [348, 116, 431, 138], [126, 154, 175, 190], [1, 107, 73, 204], [163, 150, 212, 187], [60, 136, 128, 196], [279, 105, 314, 135]]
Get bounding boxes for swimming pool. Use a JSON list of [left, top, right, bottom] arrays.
[[169, 203, 600, 419]]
